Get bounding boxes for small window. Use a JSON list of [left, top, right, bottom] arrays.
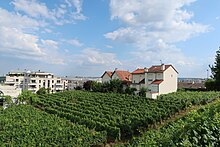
[[16, 79, 19, 82]]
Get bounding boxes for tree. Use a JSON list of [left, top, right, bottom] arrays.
[[83, 81, 93, 91], [36, 87, 48, 95], [109, 79, 123, 93], [139, 87, 148, 97], [17, 90, 37, 105], [3, 95, 12, 104], [125, 87, 137, 95], [208, 47, 220, 90]]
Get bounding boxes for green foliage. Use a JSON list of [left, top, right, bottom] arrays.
[[0, 105, 106, 146], [205, 79, 216, 91], [91, 79, 128, 94], [36, 87, 49, 95], [75, 85, 83, 90], [17, 90, 37, 105], [210, 47, 220, 82], [208, 47, 220, 90], [2, 95, 12, 104], [83, 80, 93, 91], [139, 87, 148, 97], [34, 91, 220, 141], [125, 87, 137, 95], [130, 100, 220, 146]]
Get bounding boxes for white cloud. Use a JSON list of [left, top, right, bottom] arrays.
[[105, 0, 209, 77], [0, 8, 64, 65], [0, 27, 45, 58], [0, 8, 43, 31], [66, 39, 83, 47], [11, 0, 86, 25], [73, 48, 122, 66], [12, 0, 51, 19]]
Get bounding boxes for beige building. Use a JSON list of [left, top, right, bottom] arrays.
[[131, 64, 178, 99]]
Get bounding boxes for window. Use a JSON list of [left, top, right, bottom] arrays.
[[31, 80, 36, 83], [148, 79, 153, 82], [16, 79, 19, 82], [57, 80, 60, 83], [52, 80, 54, 83], [39, 80, 41, 83]]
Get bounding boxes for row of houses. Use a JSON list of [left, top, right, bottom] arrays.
[[101, 64, 178, 98]]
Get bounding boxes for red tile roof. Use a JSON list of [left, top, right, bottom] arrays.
[[132, 68, 145, 74], [148, 65, 168, 72], [101, 71, 113, 78], [148, 64, 178, 73], [112, 70, 132, 81], [151, 80, 163, 85], [131, 64, 178, 74]]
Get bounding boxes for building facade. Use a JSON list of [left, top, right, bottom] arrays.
[[2, 70, 65, 95], [131, 64, 178, 99]]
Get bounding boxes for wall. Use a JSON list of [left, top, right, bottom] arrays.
[[159, 67, 178, 94], [102, 73, 111, 83]]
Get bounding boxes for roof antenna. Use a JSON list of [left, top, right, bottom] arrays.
[[160, 60, 163, 65]]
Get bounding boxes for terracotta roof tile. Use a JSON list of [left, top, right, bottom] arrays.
[[113, 70, 132, 81], [132, 64, 178, 74], [132, 68, 145, 74], [151, 80, 163, 85]]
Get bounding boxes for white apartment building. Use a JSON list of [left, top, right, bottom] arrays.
[[131, 64, 178, 99], [2, 70, 65, 94]]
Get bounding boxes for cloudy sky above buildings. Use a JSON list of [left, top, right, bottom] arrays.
[[0, 0, 219, 78]]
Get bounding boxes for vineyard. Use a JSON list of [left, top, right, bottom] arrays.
[[1, 91, 220, 146], [130, 99, 220, 146], [33, 91, 220, 141], [0, 105, 106, 146]]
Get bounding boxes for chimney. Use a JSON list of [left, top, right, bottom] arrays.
[[161, 64, 165, 70], [144, 67, 148, 72]]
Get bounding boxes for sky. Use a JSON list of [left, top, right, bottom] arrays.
[[0, 0, 220, 78]]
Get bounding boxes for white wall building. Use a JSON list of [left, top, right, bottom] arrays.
[[101, 71, 113, 83], [131, 64, 178, 99], [2, 70, 65, 95]]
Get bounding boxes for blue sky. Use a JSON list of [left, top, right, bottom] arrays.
[[0, 0, 219, 78]]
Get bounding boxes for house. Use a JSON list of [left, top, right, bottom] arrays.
[[131, 64, 178, 99], [111, 70, 132, 83], [101, 70, 132, 83], [101, 71, 113, 83]]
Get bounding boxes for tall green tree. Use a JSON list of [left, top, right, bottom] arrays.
[[209, 47, 220, 90]]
